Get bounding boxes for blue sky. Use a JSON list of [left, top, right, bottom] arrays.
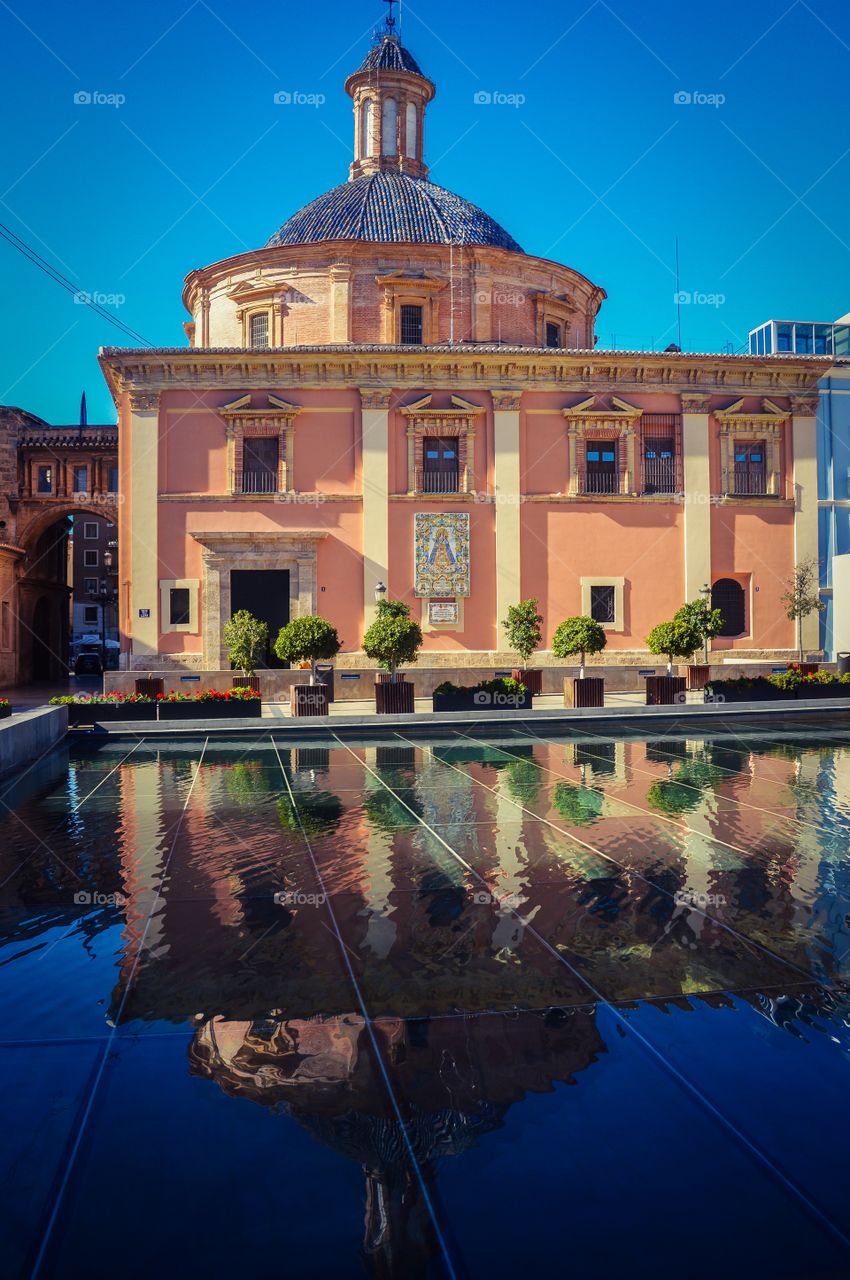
[[1, 0, 848, 424]]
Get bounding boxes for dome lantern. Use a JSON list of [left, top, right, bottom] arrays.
[[344, 8, 435, 182]]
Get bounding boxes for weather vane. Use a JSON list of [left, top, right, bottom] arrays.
[[383, 0, 397, 34]]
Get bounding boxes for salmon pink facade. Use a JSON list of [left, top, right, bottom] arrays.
[[100, 28, 828, 673]]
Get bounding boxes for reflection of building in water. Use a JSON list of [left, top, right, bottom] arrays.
[[189, 1008, 605, 1276]]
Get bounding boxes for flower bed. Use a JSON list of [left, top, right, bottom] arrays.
[[156, 687, 262, 719], [50, 693, 157, 724], [0, 699, 11, 720], [707, 672, 850, 703], [53, 688, 262, 724], [432, 677, 530, 713]]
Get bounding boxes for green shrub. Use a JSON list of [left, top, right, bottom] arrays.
[[223, 609, 269, 678], [362, 598, 423, 681], [274, 615, 341, 683], [552, 615, 607, 676], [503, 598, 543, 667]]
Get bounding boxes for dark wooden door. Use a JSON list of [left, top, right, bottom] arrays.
[[230, 570, 290, 668]]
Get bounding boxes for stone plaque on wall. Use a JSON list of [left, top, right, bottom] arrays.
[[428, 600, 459, 624], [414, 513, 470, 598]]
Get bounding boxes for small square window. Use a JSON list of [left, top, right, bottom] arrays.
[[169, 588, 190, 626], [590, 585, 616, 624], [84, 522, 99, 539], [83, 550, 98, 568], [84, 578, 98, 594], [83, 606, 98, 623]]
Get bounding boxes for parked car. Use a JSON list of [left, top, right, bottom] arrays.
[[74, 652, 103, 677]]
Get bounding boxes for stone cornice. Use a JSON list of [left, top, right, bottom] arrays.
[[100, 347, 829, 406]]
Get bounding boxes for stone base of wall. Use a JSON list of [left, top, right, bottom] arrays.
[[105, 659, 819, 701], [0, 706, 67, 778]]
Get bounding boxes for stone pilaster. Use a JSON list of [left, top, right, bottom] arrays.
[[492, 390, 523, 644], [360, 387, 392, 628], [791, 394, 821, 653], [681, 394, 712, 604], [128, 389, 160, 659]]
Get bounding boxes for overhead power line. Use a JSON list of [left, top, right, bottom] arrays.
[[0, 218, 154, 347]]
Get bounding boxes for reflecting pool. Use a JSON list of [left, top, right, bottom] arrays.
[[3, 726, 850, 1278]]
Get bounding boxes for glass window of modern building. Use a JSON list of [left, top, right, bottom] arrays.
[[748, 316, 850, 358]]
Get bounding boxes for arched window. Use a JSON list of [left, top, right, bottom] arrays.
[[406, 102, 418, 157], [360, 99, 374, 158], [382, 97, 397, 155], [249, 312, 269, 348], [711, 578, 746, 636]]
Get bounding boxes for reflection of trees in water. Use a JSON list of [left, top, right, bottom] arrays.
[[188, 1005, 605, 1277]]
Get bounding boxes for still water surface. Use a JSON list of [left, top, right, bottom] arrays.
[[2, 727, 850, 1278]]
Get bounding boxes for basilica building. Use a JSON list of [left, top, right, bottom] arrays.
[[101, 22, 827, 673]]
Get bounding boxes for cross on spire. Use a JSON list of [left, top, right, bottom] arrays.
[[383, 0, 397, 34]]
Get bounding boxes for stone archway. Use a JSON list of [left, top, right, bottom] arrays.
[[190, 531, 327, 669]]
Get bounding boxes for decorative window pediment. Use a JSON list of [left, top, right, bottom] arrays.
[[535, 290, 578, 347], [376, 273, 447, 344], [218, 395, 301, 495], [400, 395, 484, 495], [715, 399, 786, 497], [562, 397, 642, 496]]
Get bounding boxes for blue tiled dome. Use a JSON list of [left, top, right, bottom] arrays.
[[355, 36, 425, 77], [266, 171, 523, 253]]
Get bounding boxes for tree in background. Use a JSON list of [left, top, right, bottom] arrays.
[[781, 559, 825, 663], [673, 597, 723, 665], [552, 616, 607, 678], [273, 615, 341, 684], [646, 618, 701, 674], [502, 598, 544, 670], [223, 609, 269, 679]]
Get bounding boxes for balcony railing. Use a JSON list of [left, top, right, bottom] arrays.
[[242, 470, 278, 494], [422, 470, 460, 494], [641, 458, 678, 495], [720, 468, 782, 498], [579, 471, 620, 495]]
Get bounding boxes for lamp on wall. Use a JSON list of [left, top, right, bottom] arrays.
[[699, 582, 711, 664], [374, 581, 387, 603]]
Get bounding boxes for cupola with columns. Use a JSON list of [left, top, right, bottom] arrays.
[[345, 3, 435, 181]]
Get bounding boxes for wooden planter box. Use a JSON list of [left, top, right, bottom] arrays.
[[291, 684, 329, 717], [233, 675, 261, 694], [375, 680, 415, 714], [0, 704, 11, 720], [645, 676, 687, 706], [134, 678, 163, 698], [682, 664, 711, 690], [564, 677, 604, 708], [512, 669, 542, 695], [158, 699, 262, 720], [433, 690, 532, 713], [67, 702, 157, 725]]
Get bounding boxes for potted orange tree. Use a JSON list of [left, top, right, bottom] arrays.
[[553, 616, 607, 708], [274, 615, 341, 717], [673, 596, 723, 690], [503, 597, 544, 696], [362, 598, 422, 714], [223, 609, 269, 694], [645, 617, 697, 704]]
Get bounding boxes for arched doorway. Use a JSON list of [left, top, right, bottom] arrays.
[[31, 596, 53, 681]]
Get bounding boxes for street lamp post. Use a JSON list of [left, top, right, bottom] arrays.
[[88, 549, 118, 664]]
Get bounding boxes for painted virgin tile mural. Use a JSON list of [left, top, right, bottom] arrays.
[[414, 512, 470, 598]]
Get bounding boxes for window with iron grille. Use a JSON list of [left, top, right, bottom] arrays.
[[584, 442, 618, 494], [642, 438, 676, 493], [546, 321, 561, 348], [422, 437, 459, 493], [249, 312, 269, 348], [242, 437, 279, 494], [733, 440, 766, 495], [590, 585, 616, 624], [170, 588, 190, 627], [400, 304, 423, 345], [711, 578, 746, 636], [83, 550, 98, 568], [84, 578, 98, 594]]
